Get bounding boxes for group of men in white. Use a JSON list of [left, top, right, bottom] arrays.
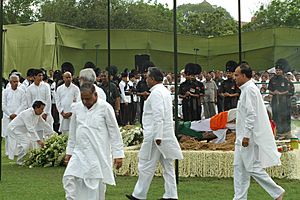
[[2, 65, 285, 200]]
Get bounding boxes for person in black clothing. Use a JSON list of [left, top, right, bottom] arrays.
[[179, 63, 204, 121], [220, 60, 240, 111], [214, 70, 224, 113], [99, 70, 121, 118], [136, 69, 150, 126], [268, 66, 293, 139]]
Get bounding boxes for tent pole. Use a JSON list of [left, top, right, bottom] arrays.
[[107, 0, 111, 103], [0, 0, 4, 181], [238, 0, 242, 63], [173, 0, 179, 185]]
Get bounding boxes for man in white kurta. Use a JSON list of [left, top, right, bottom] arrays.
[[26, 69, 53, 139], [55, 72, 80, 134], [233, 64, 284, 200], [127, 67, 183, 200], [2, 75, 27, 155], [63, 82, 124, 200], [7, 101, 51, 165]]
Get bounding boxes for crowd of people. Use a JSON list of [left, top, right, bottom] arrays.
[[1, 60, 291, 200]]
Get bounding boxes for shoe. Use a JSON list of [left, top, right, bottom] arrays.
[[125, 194, 141, 200]]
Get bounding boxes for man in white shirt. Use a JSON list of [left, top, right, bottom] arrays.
[[126, 67, 183, 200], [63, 82, 124, 200], [7, 101, 51, 165], [26, 69, 53, 139], [55, 72, 80, 134], [233, 64, 284, 200], [79, 68, 106, 101], [2, 74, 27, 155]]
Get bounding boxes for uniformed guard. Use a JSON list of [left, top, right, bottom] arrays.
[[179, 63, 204, 121], [268, 65, 293, 139], [220, 60, 240, 111]]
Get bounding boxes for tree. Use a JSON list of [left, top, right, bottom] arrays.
[[178, 1, 237, 37], [38, 0, 80, 26], [3, 0, 40, 24], [243, 0, 300, 32]]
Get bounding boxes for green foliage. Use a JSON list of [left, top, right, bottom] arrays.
[[177, 3, 237, 37], [243, 0, 300, 32], [3, 0, 40, 24], [24, 133, 68, 167]]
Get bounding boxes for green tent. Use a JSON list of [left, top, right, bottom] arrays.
[[3, 21, 300, 77]]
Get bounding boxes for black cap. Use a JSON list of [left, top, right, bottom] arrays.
[[225, 60, 238, 72], [184, 63, 194, 75]]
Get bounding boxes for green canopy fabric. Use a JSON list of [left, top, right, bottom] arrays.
[[3, 22, 300, 77]]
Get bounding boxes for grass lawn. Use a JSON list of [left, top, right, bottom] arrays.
[[1, 143, 300, 199]]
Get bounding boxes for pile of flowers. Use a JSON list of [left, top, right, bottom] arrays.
[[120, 125, 143, 147], [24, 125, 143, 167], [24, 133, 68, 167]]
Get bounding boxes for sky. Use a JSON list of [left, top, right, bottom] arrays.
[[156, 0, 273, 22]]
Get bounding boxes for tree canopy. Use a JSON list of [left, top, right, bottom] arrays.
[[7, 0, 300, 37], [243, 0, 300, 31]]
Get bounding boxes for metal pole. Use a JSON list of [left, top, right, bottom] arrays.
[[173, 0, 179, 185], [0, 0, 3, 181], [238, 0, 242, 63], [95, 44, 100, 67], [107, 0, 111, 103], [194, 48, 199, 64]]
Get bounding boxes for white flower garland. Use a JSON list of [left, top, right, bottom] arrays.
[[116, 149, 300, 180]]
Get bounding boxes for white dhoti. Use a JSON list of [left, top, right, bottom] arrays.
[[7, 129, 31, 165], [233, 144, 284, 200], [132, 144, 178, 200], [63, 176, 106, 200]]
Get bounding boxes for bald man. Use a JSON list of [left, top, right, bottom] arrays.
[[55, 72, 80, 134]]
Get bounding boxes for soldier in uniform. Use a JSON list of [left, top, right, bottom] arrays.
[[268, 65, 292, 139], [220, 60, 240, 111], [179, 63, 204, 121]]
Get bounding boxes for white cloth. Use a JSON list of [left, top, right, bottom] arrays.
[[132, 144, 178, 199], [63, 99, 124, 186], [63, 176, 106, 200], [26, 82, 53, 133], [119, 80, 131, 103], [2, 87, 26, 137], [94, 84, 107, 101], [190, 118, 234, 143], [26, 82, 52, 114], [233, 80, 283, 200], [6, 108, 53, 161], [132, 83, 183, 200], [233, 144, 284, 200], [55, 83, 80, 132], [235, 80, 281, 170], [140, 83, 183, 160]]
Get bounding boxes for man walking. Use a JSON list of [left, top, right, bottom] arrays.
[[233, 64, 284, 200], [63, 83, 124, 200], [126, 67, 183, 200]]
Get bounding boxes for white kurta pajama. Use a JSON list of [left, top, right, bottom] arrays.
[[63, 99, 124, 200], [132, 83, 183, 200], [2, 87, 27, 155], [55, 83, 80, 133], [234, 80, 284, 200], [26, 82, 53, 138], [6, 108, 53, 165]]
